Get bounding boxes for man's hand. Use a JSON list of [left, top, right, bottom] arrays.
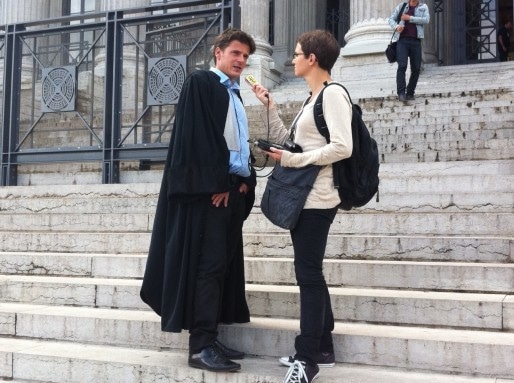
[[212, 192, 229, 207], [401, 14, 411, 21], [396, 25, 405, 32], [239, 183, 249, 195]]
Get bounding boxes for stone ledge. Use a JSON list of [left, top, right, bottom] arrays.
[[0, 337, 502, 383]]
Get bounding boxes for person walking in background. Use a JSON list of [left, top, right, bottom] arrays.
[[388, 0, 430, 102], [250, 30, 353, 383], [140, 28, 256, 373], [498, 19, 512, 62]]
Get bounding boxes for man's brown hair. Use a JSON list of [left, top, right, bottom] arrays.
[[212, 28, 256, 63]]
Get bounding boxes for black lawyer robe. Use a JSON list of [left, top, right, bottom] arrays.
[[140, 70, 255, 332]]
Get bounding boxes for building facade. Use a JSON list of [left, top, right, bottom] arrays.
[[0, 0, 512, 185]]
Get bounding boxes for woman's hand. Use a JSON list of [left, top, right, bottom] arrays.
[[251, 84, 272, 106], [262, 146, 283, 162]]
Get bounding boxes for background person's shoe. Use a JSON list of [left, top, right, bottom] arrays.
[[214, 339, 245, 360], [283, 360, 320, 383], [398, 93, 407, 102], [279, 351, 335, 368], [406, 94, 415, 100], [188, 345, 241, 372]]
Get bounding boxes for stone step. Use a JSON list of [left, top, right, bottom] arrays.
[[0, 213, 153, 232], [243, 234, 513, 263], [379, 160, 513, 175], [377, 147, 513, 163], [375, 175, 514, 192], [0, 338, 502, 383], [3, 159, 512, 197], [0, 210, 510, 236], [0, 303, 512, 377], [261, 62, 514, 104], [364, 96, 514, 118], [0, 252, 148, 278], [253, 138, 513, 165], [1, 275, 511, 331], [3, 252, 511, 293], [360, 192, 514, 213], [0, 190, 511, 214], [0, 230, 510, 262], [259, 92, 514, 128], [256, 173, 514, 196], [246, 212, 513, 236], [1, 186, 512, 215], [374, 134, 513, 150], [245, 258, 514, 293], [0, 231, 152, 254]]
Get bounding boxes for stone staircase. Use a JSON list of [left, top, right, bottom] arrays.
[[1, 61, 514, 382]]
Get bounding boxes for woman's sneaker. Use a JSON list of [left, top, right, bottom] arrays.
[[283, 360, 319, 383], [279, 352, 335, 368]]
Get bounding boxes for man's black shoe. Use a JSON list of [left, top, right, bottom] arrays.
[[398, 93, 407, 102], [188, 345, 241, 372], [214, 339, 245, 360], [406, 94, 415, 101]]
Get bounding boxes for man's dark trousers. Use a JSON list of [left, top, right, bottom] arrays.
[[189, 188, 246, 354]]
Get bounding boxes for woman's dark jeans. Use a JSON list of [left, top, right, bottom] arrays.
[[396, 37, 422, 96], [290, 207, 338, 366]]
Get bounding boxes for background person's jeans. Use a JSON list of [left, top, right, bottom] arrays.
[[396, 37, 422, 96]]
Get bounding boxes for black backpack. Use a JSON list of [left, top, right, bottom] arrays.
[[312, 82, 380, 210]]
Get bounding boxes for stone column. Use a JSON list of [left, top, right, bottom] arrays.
[[101, 0, 150, 11], [271, 0, 290, 73], [0, 0, 51, 24], [240, 0, 280, 92], [95, 0, 150, 75], [341, 0, 395, 56], [421, 0, 437, 64], [95, 0, 151, 117], [0, 0, 59, 84], [288, 0, 318, 47]]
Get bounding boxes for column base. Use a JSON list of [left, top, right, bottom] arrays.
[[341, 19, 392, 57]]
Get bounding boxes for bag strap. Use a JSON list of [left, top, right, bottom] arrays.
[[391, 2, 408, 41], [397, 2, 408, 23], [313, 81, 352, 144]]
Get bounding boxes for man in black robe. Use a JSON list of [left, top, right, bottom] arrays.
[[140, 28, 257, 372]]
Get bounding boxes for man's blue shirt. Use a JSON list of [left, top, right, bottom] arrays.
[[210, 68, 251, 177]]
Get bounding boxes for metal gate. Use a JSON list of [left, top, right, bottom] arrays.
[[0, 0, 236, 186], [436, 0, 499, 65]]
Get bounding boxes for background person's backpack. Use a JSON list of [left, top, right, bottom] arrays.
[[312, 82, 380, 210]]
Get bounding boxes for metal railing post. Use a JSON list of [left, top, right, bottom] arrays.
[[102, 11, 123, 184], [1, 24, 23, 186]]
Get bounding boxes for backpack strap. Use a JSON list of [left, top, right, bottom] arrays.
[[313, 81, 353, 144]]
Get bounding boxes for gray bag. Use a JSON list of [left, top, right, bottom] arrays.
[[260, 164, 320, 230]]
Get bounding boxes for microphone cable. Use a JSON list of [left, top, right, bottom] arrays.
[[252, 95, 275, 178]]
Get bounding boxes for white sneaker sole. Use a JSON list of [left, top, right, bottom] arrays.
[[279, 356, 335, 368]]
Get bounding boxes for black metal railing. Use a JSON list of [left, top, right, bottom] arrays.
[[0, 0, 235, 185]]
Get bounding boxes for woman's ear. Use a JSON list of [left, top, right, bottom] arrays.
[[309, 53, 318, 66]]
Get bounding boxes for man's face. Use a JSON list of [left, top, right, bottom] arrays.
[[214, 40, 251, 80]]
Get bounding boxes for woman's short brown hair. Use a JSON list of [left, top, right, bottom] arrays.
[[296, 30, 340, 72]]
